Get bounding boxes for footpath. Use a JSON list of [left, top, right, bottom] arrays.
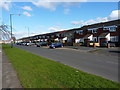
[[63, 46, 119, 57], [2, 51, 22, 88]]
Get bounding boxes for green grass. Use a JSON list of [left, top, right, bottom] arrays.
[[2, 44, 120, 88]]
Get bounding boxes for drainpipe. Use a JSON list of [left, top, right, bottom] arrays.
[[107, 42, 110, 48], [93, 42, 96, 48]]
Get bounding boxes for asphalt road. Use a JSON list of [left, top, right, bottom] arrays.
[[14, 44, 119, 83]]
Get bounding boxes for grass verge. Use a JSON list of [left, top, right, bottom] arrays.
[[2, 44, 120, 88]]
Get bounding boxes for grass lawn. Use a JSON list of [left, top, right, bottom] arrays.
[[2, 44, 120, 88]]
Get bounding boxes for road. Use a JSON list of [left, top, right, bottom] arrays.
[[14, 44, 119, 82]]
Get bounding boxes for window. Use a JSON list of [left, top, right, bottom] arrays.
[[93, 29, 97, 33], [88, 28, 98, 33], [42, 36, 45, 38], [76, 31, 79, 33], [109, 27, 116, 32], [103, 25, 117, 32], [47, 36, 49, 38], [56, 34, 59, 37], [103, 27, 109, 31], [88, 29, 93, 31], [110, 36, 118, 42], [61, 33, 64, 37], [76, 30, 83, 35], [79, 30, 83, 35]]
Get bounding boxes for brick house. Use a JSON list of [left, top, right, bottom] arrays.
[[19, 19, 120, 47], [74, 19, 120, 46]]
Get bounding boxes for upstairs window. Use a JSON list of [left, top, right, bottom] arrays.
[[47, 36, 49, 38], [93, 29, 97, 33], [56, 34, 59, 37], [88, 29, 93, 32], [109, 27, 116, 32], [103, 25, 117, 32], [88, 28, 98, 33], [42, 36, 45, 38], [79, 30, 83, 35], [61, 33, 64, 37], [103, 27, 109, 31], [76, 31, 79, 33], [110, 36, 118, 42], [76, 30, 83, 35]]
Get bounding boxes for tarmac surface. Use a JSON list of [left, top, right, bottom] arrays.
[[2, 51, 22, 88], [0, 45, 2, 89], [14, 44, 119, 83]]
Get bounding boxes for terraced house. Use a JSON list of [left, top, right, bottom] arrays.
[[18, 19, 120, 47], [74, 19, 120, 46]]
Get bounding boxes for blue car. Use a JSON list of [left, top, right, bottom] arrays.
[[49, 43, 63, 48]]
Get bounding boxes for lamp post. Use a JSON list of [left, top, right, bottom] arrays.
[[25, 26, 29, 37], [25, 26, 30, 42], [10, 14, 20, 48]]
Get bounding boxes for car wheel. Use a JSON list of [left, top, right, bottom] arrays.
[[53, 46, 55, 49]]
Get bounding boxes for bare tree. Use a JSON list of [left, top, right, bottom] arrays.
[[0, 24, 11, 40]]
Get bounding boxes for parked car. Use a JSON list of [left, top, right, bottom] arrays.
[[36, 42, 48, 47], [49, 42, 63, 48], [100, 41, 116, 47], [16, 42, 22, 45], [89, 41, 100, 47], [26, 42, 36, 46], [22, 42, 27, 46], [16, 42, 24, 45]]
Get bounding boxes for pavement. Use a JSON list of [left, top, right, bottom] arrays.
[[63, 46, 119, 57], [2, 51, 22, 88], [0, 44, 2, 90], [14, 44, 119, 83], [89, 47, 120, 57]]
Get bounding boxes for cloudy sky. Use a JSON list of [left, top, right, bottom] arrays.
[[1, 0, 119, 39]]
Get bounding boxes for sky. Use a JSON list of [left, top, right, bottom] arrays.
[[0, 0, 120, 39]]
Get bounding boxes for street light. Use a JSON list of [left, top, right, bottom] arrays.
[[25, 26, 29, 37], [10, 14, 21, 48], [25, 26, 30, 42]]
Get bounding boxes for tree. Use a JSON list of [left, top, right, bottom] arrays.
[[0, 24, 11, 41]]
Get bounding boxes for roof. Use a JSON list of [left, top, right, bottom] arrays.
[[99, 33, 109, 37], [84, 34, 92, 38], [82, 19, 120, 29], [17, 19, 119, 40]]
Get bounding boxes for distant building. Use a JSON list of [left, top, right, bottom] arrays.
[[18, 19, 120, 47]]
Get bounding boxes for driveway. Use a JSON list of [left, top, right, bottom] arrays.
[[14, 44, 119, 83]]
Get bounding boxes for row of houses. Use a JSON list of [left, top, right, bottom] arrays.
[[18, 19, 120, 46]]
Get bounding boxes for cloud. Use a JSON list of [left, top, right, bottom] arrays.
[[21, 6, 32, 11], [108, 10, 120, 20], [71, 10, 119, 26], [48, 26, 62, 31], [64, 8, 70, 14], [23, 11, 31, 17], [31, 0, 87, 11], [14, 31, 50, 39], [0, 0, 12, 10], [31, 0, 58, 11]]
